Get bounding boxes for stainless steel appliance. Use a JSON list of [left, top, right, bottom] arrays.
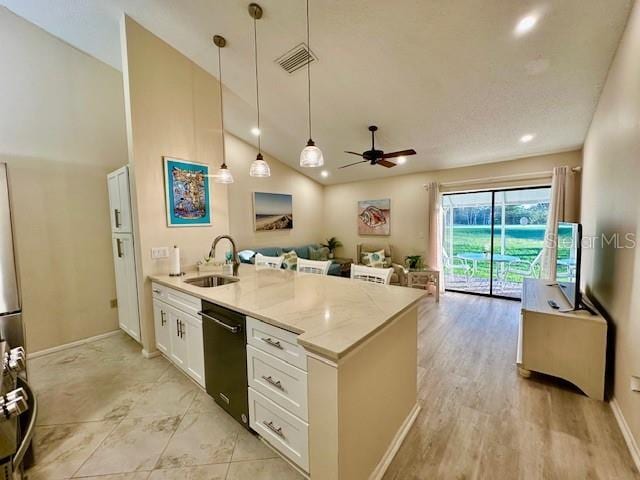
[[0, 163, 37, 479], [200, 301, 250, 429]]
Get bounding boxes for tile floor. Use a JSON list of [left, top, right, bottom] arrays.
[[26, 333, 303, 480]]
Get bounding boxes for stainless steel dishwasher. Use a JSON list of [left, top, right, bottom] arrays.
[[199, 300, 250, 429]]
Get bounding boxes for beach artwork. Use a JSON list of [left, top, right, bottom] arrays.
[[253, 192, 293, 231], [358, 198, 390, 235], [163, 157, 211, 227]]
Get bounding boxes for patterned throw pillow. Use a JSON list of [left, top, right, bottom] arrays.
[[282, 250, 298, 270], [361, 249, 386, 268], [309, 246, 329, 261]]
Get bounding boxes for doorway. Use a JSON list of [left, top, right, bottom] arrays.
[[441, 186, 551, 299]]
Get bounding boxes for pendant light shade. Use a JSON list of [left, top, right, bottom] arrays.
[[299, 0, 323, 168], [213, 35, 233, 184], [300, 139, 324, 167], [249, 3, 270, 178], [249, 153, 271, 177]]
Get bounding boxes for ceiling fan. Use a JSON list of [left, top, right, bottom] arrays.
[[339, 125, 417, 169]]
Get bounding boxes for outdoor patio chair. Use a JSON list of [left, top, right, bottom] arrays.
[[442, 250, 473, 286], [499, 250, 543, 288]]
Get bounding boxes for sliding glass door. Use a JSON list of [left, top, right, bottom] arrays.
[[442, 186, 551, 299]]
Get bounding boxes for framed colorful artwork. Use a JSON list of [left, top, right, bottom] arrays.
[[358, 198, 390, 235], [163, 157, 211, 227]]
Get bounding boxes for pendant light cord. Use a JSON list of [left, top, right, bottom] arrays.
[[217, 45, 227, 166], [306, 0, 312, 141], [253, 16, 262, 154]]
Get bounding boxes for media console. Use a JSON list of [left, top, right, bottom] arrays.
[[517, 278, 607, 400]]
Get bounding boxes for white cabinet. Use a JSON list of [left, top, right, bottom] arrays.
[[107, 166, 132, 233], [152, 299, 170, 355], [112, 234, 140, 342], [151, 283, 205, 387]]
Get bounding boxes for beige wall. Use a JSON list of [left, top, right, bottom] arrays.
[[121, 16, 324, 353], [226, 134, 324, 250], [0, 8, 127, 353], [581, 0, 640, 450], [121, 16, 230, 353], [323, 150, 582, 262]]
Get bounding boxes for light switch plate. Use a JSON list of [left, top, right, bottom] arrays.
[[151, 247, 169, 259]]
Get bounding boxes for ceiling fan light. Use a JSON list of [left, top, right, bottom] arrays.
[[250, 153, 271, 177], [214, 164, 234, 184], [300, 139, 324, 167]]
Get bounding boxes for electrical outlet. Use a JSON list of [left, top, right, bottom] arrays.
[[110, 298, 118, 309], [151, 247, 169, 259], [631, 376, 640, 392]]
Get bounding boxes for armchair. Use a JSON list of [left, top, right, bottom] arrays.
[[356, 243, 407, 286]]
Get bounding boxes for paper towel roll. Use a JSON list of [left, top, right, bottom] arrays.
[[169, 245, 181, 276]]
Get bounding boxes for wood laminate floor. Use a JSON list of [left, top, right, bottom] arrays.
[[384, 293, 639, 480]]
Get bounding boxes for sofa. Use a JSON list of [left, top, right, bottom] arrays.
[[238, 244, 343, 276], [356, 243, 407, 286]]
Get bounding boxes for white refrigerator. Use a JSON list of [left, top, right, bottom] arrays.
[[108, 166, 141, 342]]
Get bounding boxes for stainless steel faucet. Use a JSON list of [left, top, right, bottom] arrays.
[[209, 235, 240, 276]]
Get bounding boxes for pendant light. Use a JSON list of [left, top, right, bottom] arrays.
[[213, 35, 233, 184], [249, 3, 270, 178], [299, 0, 323, 168]]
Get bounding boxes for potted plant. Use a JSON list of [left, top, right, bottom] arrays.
[[405, 255, 423, 270], [322, 237, 343, 259]]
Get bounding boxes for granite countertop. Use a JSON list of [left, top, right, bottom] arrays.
[[149, 264, 426, 360]]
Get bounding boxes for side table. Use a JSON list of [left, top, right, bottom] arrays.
[[407, 268, 440, 302], [332, 257, 353, 277]]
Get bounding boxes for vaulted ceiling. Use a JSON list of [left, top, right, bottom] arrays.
[[1, 0, 632, 184]]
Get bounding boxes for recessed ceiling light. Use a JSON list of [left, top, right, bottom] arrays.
[[515, 14, 538, 36], [397, 156, 407, 165], [251, 127, 261, 136], [520, 134, 535, 143], [321, 170, 329, 178]]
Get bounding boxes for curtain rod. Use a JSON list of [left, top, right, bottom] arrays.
[[424, 166, 581, 190]]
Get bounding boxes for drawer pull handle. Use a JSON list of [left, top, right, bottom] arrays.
[[261, 375, 284, 391], [153, 288, 161, 294], [261, 337, 283, 350], [263, 420, 285, 438]]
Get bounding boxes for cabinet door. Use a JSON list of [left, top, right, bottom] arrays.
[[152, 299, 170, 354], [183, 314, 205, 386], [168, 306, 188, 370], [113, 235, 140, 342], [107, 167, 132, 233]]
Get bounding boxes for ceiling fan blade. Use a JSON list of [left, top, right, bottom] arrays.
[[382, 149, 417, 159], [377, 159, 397, 168], [339, 159, 369, 169], [344, 151, 364, 157]]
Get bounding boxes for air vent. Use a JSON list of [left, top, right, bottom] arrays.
[[275, 43, 317, 74]]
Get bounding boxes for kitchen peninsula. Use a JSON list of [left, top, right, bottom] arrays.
[[150, 264, 425, 479]]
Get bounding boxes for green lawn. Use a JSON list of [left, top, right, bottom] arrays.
[[445, 225, 571, 282]]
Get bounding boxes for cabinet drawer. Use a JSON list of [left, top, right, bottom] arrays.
[[247, 345, 308, 421], [151, 283, 201, 317], [249, 388, 309, 472], [247, 317, 307, 371]]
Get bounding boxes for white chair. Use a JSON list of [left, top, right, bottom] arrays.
[[504, 250, 543, 279], [255, 253, 284, 269], [442, 250, 472, 286], [350, 264, 393, 285], [297, 258, 331, 275]]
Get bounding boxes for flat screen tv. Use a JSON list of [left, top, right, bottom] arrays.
[[556, 222, 582, 310]]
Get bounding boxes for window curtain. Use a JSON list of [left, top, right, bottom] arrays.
[[426, 182, 443, 289], [541, 166, 576, 280]]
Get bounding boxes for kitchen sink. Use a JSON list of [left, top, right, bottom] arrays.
[[184, 275, 239, 288]]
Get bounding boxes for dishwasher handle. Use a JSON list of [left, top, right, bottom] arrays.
[[198, 311, 241, 334]]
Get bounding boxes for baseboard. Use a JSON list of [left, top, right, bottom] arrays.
[[610, 397, 640, 473], [369, 403, 421, 480], [141, 348, 161, 359], [28, 330, 121, 359]]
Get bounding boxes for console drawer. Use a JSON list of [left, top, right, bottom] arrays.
[[247, 345, 308, 421], [249, 388, 309, 472]]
